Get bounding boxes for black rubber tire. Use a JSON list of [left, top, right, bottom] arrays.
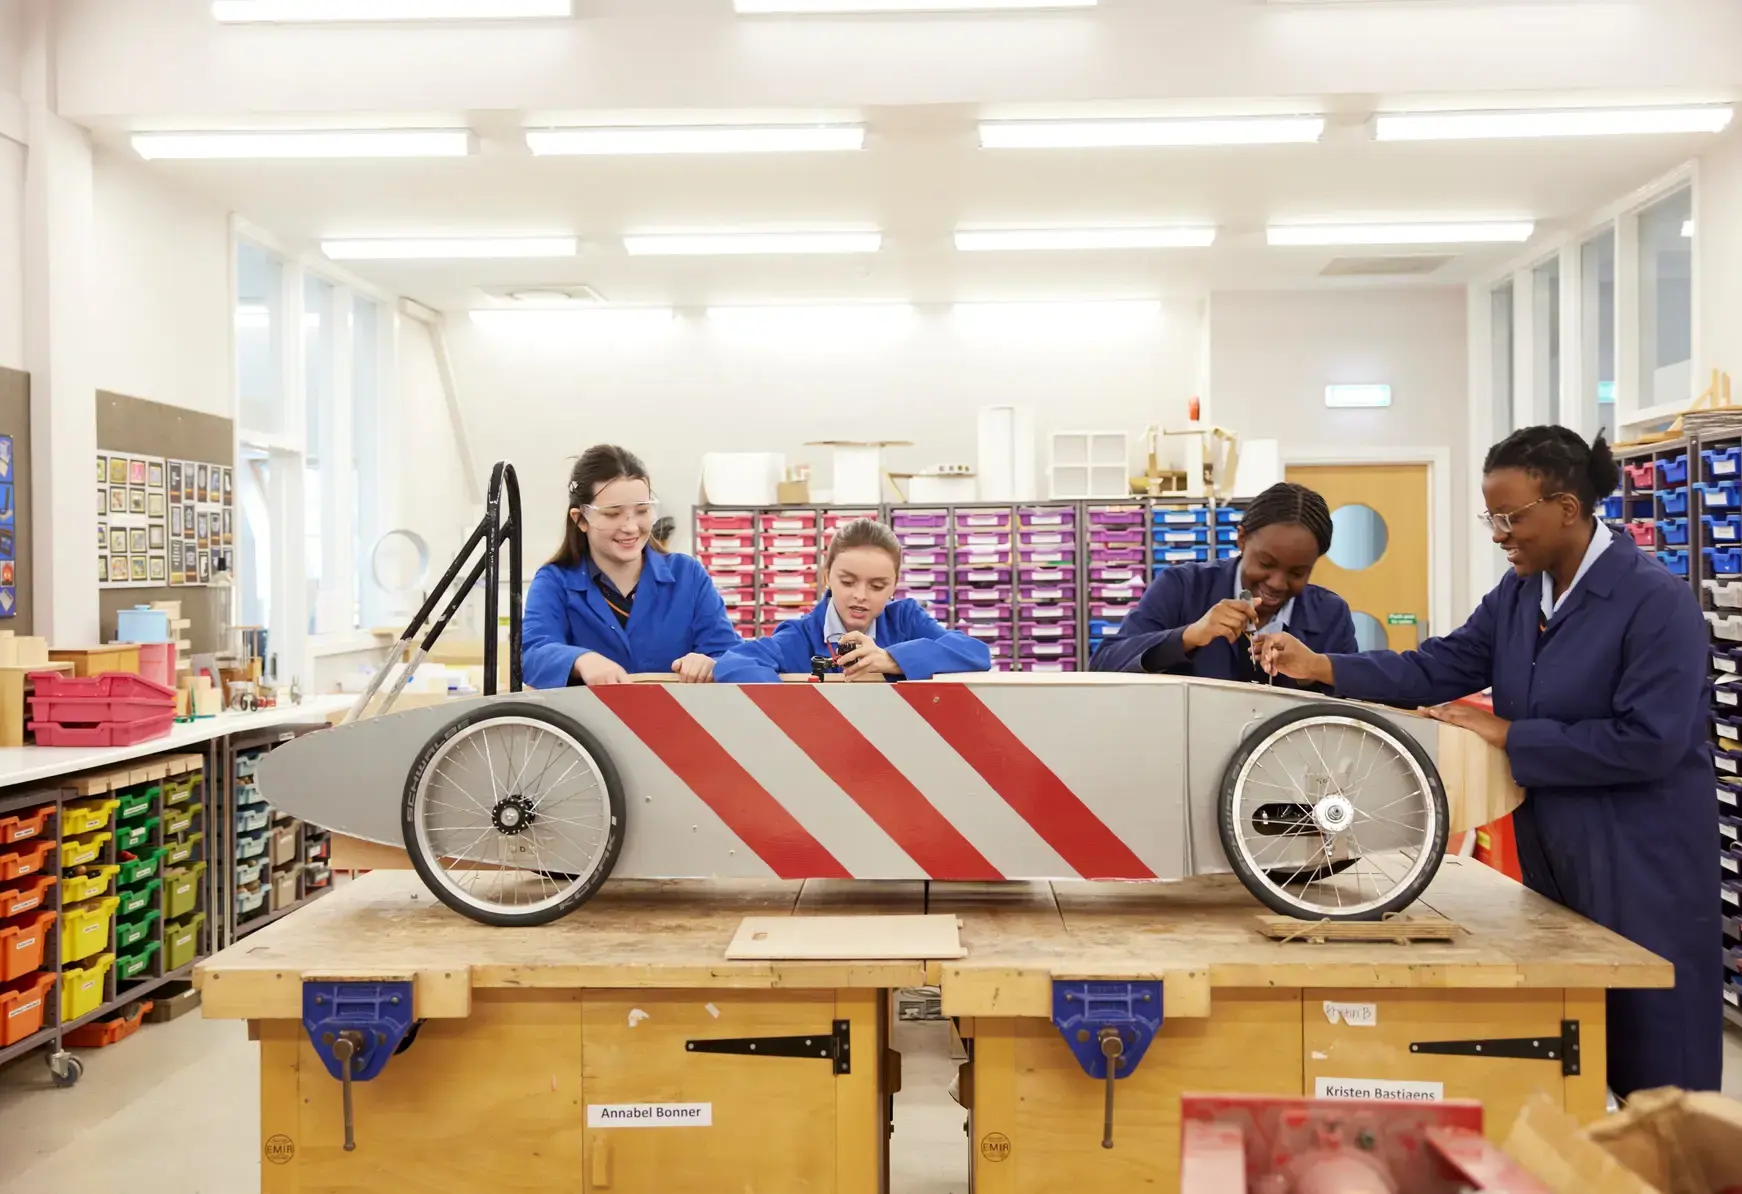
[[402, 702, 625, 927], [1217, 702, 1449, 922]]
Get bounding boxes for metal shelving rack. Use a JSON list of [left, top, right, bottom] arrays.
[[1610, 435, 1742, 1031], [220, 722, 333, 947]]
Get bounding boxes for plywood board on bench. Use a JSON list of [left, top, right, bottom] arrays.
[[726, 913, 965, 960]]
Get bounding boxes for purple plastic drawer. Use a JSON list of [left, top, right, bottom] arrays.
[[902, 551, 945, 567], [1020, 643, 1075, 660], [1020, 549, 1077, 565], [958, 586, 1013, 605], [891, 512, 948, 528], [962, 624, 1006, 642], [1020, 567, 1074, 584], [1090, 529, 1146, 545], [954, 511, 1013, 529], [1021, 603, 1076, 622], [1019, 622, 1072, 641], [1022, 661, 1078, 673], [897, 532, 945, 549], [1088, 507, 1145, 526], [958, 604, 1012, 622], [984, 642, 1012, 659], [902, 570, 947, 586], [957, 551, 1012, 568], [955, 567, 1013, 585], [1020, 510, 1076, 528], [990, 660, 1015, 672], [956, 532, 1012, 550], [1019, 586, 1077, 603], [1089, 547, 1146, 563], [1089, 566, 1143, 583], [1019, 531, 1074, 548], [1089, 601, 1139, 619], [1092, 584, 1145, 603], [897, 588, 949, 606]]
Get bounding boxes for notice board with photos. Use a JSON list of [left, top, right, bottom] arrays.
[[97, 451, 234, 588]]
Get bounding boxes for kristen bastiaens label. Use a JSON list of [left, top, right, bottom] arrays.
[[586, 1103, 713, 1128]]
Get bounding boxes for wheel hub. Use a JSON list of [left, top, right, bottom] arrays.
[[491, 795, 535, 836], [1311, 793, 1354, 834]]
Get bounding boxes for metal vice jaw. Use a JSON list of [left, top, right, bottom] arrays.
[[1052, 980, 1164, 1149], [302, 979, 421, 1152]]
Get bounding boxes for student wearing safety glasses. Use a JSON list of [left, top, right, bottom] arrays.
[[523, 445, 740, 686]]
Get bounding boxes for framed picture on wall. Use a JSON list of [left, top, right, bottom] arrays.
[[129, 528, 147, 554], [2, 563, 15, 586], [128, 459, 146, 485], [128, 488, 146, 514], [171, 506, 182, 536], [109, 488, 126, 514], [148, 524, 165, 550], [168, 461, 182, 497], [147, 461, 164, 489], [222, 467, 232, 497], [196, 550, 210, 581], [97, 522, 106, 549], [148, 556, 165, 582], [130, 557, 147, 582], [99, 487, 107, 512], [109, 557, 128, 583], [109, 528, 127, 554], [98, 553, 106, 578], [147, 492, 164, 518], [171, 540, 182, 570], [222, 508, 232, 539], [107, 458, 128, 485], [97, 456, 107, 482], [197, 465, 208, 502]]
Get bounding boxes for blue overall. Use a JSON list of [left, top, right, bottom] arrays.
[[714, 597, 991, 684], [1330, 532, 1722, 1096], [521, 549, 741, 688], [1089, 557, 1358, 692]]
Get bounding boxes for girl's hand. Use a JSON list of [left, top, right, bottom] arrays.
[[575, 651, 630, 686], [671, 653, 716, 684], [1182, 598, 1260, 651], [837, 631, 901, 679], [1252, 632, 1335, 686], [1423, 701, 1511, 749]]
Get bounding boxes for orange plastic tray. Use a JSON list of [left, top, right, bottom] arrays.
[[0, 805, 53, 846], [0, 839, 54, 883], [0, 971, 55, 1046], [64, 999, 153, 1049], [0, 874, 55, 919], [0, 908, 57, 982]]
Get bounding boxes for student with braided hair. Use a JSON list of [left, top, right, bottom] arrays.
[[1258, 426, 1720, 1096], [1090, 481, 1357, 690]]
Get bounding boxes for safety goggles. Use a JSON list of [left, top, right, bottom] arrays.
[[1479, 492, 1568, 535], [581, 498, 661, 528]]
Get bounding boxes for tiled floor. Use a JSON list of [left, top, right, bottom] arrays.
[[0, 1011, 1736, 1192]]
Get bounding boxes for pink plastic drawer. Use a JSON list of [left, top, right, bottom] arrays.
[[959, 604, 1012, 622], [1020, 568, 1074, 584], [30, 672, 175, 702], [1089, 548, 1145, 563], [1022, 603, 1076, 622], [31, 713, 174, 747], [1088, 508, 1144, 526], [1018, 623, 1072, 641], [719, 591, 750, 608], [953, 512, 1013, 529], [1089, 566, 1143, 583], [955, 533, 1012, 549], [758, 591, 809, 608], [699, 552, 755, 569], [1622, 463, 1655, 489], [758, 513, 818, 533], [896, 533, 945, 550], [1020, 550, 1076, 566], [727, 606, 756, 623], [1090, 529, 1145, 545], [708, 572, 750, 589], [759, 534, 818, 552], [758, 572, 817, 590], [1020, 510, 1076, 528], [1019, 586, 1077, 603], [955, 568, 1012, 585], [698, 533, 753, 552], [698, 513, 755, 532], [958, 586, 1013, 605], [985, 642, 1011, 658], [1621, 521, 1654, 546], [962, 625, 1005, 641], [1092, 583, 1145, 603], [823, 511, 877, 529], [990, 660, 1015, 672], [761, 554, 815, 572], [1019, 531, 1074, 548], [957, 553, 1011, 569], [902, 551, 945, 567], [890, 512, 949, 528], [1022, 661, 1078, 673], [1090, 602, 1140, 619], [1020, 643, 1073, 659]]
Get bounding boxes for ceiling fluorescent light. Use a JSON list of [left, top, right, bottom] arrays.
[[952, 299, 1162, 330], [707, 304, 917, 333], [956, 227, 1216, 251], [1325, 384, 1392, 410], [1267, 222, 1535, 246], [979, 116, 1324, 149], [527, 125, 865, 156], [468, 308, 674, 333], [1374, 106, 1733, 142], [321, 237, 577, 260], [213, 1, 572, 21], [132, 130, 471, 160], [736, 0, 1094, 12], [623, 232, 882, 256]]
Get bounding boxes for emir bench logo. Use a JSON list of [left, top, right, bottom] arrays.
[[979, 1132, 1012, 1162], [264, 1135, 296, 1164]]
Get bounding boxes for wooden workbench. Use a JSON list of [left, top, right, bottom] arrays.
[[196, 857, 1668, 1194]]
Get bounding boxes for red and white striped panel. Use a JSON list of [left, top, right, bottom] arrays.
[[592, 683, 1178, 882]]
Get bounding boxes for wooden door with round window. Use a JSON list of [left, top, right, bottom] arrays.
[[1286, 464, 1430, 652]]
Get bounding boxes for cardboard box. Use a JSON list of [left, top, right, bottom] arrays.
[[1506, 1089, 1742, 1194]]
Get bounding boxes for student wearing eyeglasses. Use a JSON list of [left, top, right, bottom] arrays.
[[523, 445, 740, 687], [1255, 427, 1720, 1098]]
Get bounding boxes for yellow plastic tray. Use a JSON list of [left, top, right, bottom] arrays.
[[60, 953, 114, 1023], [60, 864, 120, 904], [62, 798, 120, 837], [62, 895, 119, 964], [60, 833, 112, 869]]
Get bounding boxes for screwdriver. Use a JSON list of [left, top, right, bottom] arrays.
[[1238, 588, 1275, 685]]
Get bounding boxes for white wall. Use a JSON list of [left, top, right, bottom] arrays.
[[1699, 128, 1742, 387], [90, 146, 231, 416], [396, 314, 477, 571], [1209, 287, 1470, 619], [0, 136, 25, 372], [434, 303, 1204, 562]]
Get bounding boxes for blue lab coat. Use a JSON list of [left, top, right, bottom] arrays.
[[521, 549, 742, 688], [1330, 532, 1722, 1096], [714, 597, 992, 684], [1089, 557, 1359, 692]]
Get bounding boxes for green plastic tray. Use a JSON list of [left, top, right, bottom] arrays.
[[115, 908, 160, 951], [162, 831, 203, 868], [162, 861, 206, 919], [117, 877, 162, 918], [162, 805, 199, 838], [115, 815, 160, 853], [116, 790, 154, 821], [117, 846, 166, 886], [116, 939, 161, 983], [163, 912, 204, 972]]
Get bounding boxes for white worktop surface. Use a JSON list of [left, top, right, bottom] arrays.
[[0, 694, 354, 789]]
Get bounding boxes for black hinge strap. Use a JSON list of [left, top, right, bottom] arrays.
[[685, 1020, 851, 1075], [1409, 1019, 1580, 1077]]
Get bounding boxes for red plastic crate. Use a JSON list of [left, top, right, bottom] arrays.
[[0, 840, 53, 883], [31, 714, 175, 748], [0, 971, 55, 1046], [758, 572, 818, 590], [757, 513, 818, 533], [64, 999, 153, 1049], [28, 672, 175, 701], [0, 874, 55, 919], [0, 805, 52, 846], [697, 533, 754, 552], [1622, 462, 1655, 489], [29, 671, 175, 726], [758, 534, 818, 553], [697, 513, 754, 532], [698, 552, 756, 570], [0, 907, 57, 982]]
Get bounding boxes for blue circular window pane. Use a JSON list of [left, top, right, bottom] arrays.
[[1328, 505, 1389, 571], [1351, 612, 1388, 652]]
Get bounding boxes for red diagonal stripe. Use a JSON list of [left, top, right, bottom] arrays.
[[744, 685, 1004, 882], [596, 685, 850, 879], [897, 684, 1155, 880]]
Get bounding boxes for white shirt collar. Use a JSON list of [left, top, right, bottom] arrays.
[[1540, 519, 1613, 620], [1233, 557, 1295, 632], [823, 598, 875, 645]]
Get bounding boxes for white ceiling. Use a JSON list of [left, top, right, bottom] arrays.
[[57, 0, 1742, 310]]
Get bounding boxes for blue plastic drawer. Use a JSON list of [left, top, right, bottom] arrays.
[[1660, 518, 1690, 545], [1706, 515, 1742, 544], [1155, 527, 1210, 546], [1699, 482, 1742, 510], [1705, 446, 1742, 479], [1658, 549, 1689, 576], [1657, 454, 1690, 485], [1659, 487, 1690, 515], [1217, 507, 1244, 525], [1708, 547, 1742, 577], [1153, 506, 1208, 527], [1600, 494, 1626, 520], [1155, 547, 1211, 566]]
